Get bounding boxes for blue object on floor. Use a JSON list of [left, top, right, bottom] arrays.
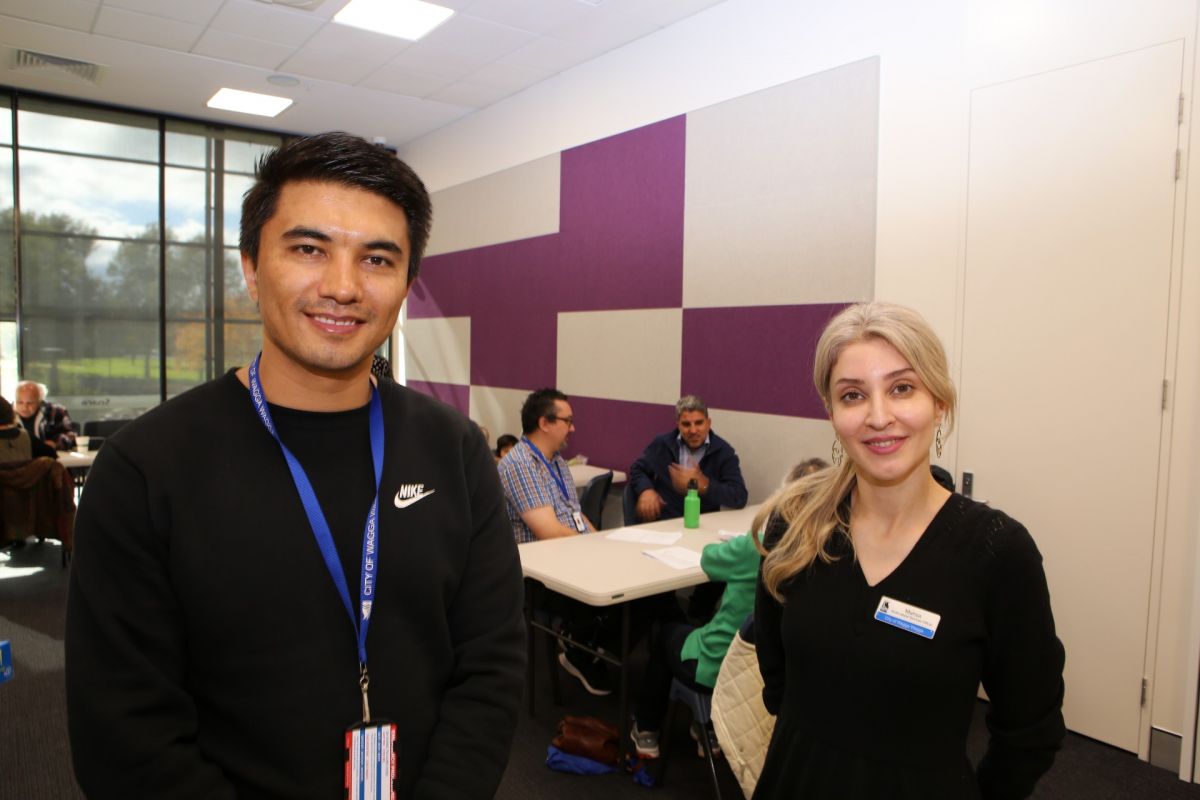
[[0, 639, 12, 684], [545, 745, 618, 775]]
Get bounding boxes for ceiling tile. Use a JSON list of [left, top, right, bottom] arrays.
[[279, 46, 399, 85], [359, 66, 456, 99], [427, 79, 511, 109], [461, 0, 592, 36], [0, 0, 98, 32], [415, 13, 536, 62], [602, 0, 726, 27], [208, 0, 325, 48], [103, 0, 223, 26], [302, 21, 413, 57], [547, 9, 660, 50], [459, 60, 549, 92], [384, 45, 489, 80], [93, 6, 203, 51], [499, 34, 604, 72], [191, 29, 295, 71]]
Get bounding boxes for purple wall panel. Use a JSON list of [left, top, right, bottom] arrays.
[[557, 116, 686, 311], [469, 307, 557, 390], [562, 395, 676, 476], [406, 379, 470, 415], [681, 303, 848, 419]]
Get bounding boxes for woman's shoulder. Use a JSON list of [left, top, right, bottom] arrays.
[[938, 493, 1043, 572]]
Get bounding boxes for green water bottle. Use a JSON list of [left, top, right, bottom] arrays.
[[683, 479, 700, 529]]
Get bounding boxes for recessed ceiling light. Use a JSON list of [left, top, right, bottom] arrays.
[[206, 88, 293, 117], [334, 0, 454, 41], [266, 74, 301, 87]]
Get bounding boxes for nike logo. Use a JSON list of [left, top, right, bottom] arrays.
[[394, 483, 436, 509]]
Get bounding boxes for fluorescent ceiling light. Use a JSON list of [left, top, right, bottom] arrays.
[[206, 88, 293, 118], [334, 0, 454, 41]]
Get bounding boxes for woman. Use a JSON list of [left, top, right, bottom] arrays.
[[752, 302, 1064, 799], [0, 396, 33, 464]]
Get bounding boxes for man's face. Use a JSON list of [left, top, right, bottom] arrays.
[[241, 180, 412, 377], [14, 386, 38, 420], [544, 400, 575, 454], [677, 410, 711, 450]]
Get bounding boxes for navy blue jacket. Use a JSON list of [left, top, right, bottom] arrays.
[[628, 429, 748, 519]]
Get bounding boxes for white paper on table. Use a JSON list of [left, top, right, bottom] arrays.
[[718, 529, 748, 541], [643, 546, 703, 570], [605, 528, 682, 545]]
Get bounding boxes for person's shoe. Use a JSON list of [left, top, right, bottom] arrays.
[[690, 721, 722, 759], [630, 722, 660, 758], [557, 648, 613, 696]]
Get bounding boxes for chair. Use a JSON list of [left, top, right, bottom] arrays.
[[83, 419, 132, 438], [622, 481, 638, 526], [579, 471, 613, 530], [657, 677, 723, 799], [0, 457, 77, 566]]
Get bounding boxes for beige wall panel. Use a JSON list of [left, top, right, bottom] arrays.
[[556, 309, 681, 405], [705, 409, 833, 507], [469, 386, 529, 447], [425, 154, 560, 256], [402, 316, 470, 386], [677, 59, 877, 309]]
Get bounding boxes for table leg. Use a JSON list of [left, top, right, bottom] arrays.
[[618, 602, 632, 760]]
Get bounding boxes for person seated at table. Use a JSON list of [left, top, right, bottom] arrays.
[[494, 434, 518, 463], [629, 395, 747, 523], [627, 456, 825, 760], [14, 380, 77, 451], [0, 396, 33, 464]]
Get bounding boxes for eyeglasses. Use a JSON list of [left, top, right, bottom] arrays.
[[545, 415, 574, 427]]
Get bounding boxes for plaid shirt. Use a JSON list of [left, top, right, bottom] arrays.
[[497, 438, 582, 544]]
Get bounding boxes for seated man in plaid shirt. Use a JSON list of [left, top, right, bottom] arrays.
[[499, 388, 615, 694]]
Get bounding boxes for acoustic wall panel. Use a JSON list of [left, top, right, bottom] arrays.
[[402, 315, 470, 386], [682, 57, 878, 309], [424, 154, 561, 257], [556, 308, 682, 405]]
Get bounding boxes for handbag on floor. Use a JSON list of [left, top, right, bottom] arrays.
[[551, 715, 620, 766]]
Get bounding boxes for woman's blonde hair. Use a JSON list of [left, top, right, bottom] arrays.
[[753, 302, 957, 601]]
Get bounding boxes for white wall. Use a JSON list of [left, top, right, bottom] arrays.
[[400, 0, 1200, 751]]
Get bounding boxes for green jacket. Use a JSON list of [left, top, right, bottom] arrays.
[[680, 533, 762, 687]]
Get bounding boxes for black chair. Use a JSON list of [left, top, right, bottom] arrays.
[[83, 419, 132, 438], [579, 471, 613, 530], [622, 481, 638, 526], [657, 678, 723, 799]]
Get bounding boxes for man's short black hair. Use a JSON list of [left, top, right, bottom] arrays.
[[520, 389, 568, 435], [240, 131, 433, 284]]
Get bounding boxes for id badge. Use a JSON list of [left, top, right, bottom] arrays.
[[572, 511, 587, 532], [344, 721, 397, 800], [874, 595, 941, 639]]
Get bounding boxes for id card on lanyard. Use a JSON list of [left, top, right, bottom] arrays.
[[522, 437, 586, 532], [247, 354, 397, 797]]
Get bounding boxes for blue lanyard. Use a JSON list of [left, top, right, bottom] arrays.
[[522, 437, 570, 502], [248, 353, 384, 668]]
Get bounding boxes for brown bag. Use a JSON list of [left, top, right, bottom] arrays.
[[552, 715, 620, 766]]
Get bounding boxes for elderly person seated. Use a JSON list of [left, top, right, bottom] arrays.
[[14, 381, 76, 451]]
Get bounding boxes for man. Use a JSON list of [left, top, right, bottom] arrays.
[[497, 388, 592, 543], [14, 380, 76, 451], [497, 389, 615, 695], [629, 395, 748, 522], [66, 133, 525, 799]]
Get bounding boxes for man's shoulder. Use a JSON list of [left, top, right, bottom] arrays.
[[377, 381, 475, 438], [109, 372, 245, 451], [707, 430, 737, 454]]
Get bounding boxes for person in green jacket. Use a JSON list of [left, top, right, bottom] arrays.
[[630, 458, 828, 759]]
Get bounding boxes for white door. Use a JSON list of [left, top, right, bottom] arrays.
[[958, 41, 1182, 752]]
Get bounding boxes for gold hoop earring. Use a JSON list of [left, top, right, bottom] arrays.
[[935, 425, 944, 459], [832, 437, 844, 467]]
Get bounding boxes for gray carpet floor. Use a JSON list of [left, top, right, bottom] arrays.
[[4, 538, 1200, 799]]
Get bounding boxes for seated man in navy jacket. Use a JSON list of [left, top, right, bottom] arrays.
[[629, 395, 748, 522]]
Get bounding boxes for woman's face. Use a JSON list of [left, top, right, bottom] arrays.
[[828, 337, 943, 489]]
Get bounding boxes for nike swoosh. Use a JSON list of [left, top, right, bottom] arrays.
[[394, 489, 436, 509]]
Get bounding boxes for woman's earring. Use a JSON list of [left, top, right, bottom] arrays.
[[832, 437, 844, 467], [935, 424, 944, 459]]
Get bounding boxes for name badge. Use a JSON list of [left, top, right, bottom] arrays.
[[572, 511, 587, 532], [874, 596, 940, 639], [345, 721, 397, 800]]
